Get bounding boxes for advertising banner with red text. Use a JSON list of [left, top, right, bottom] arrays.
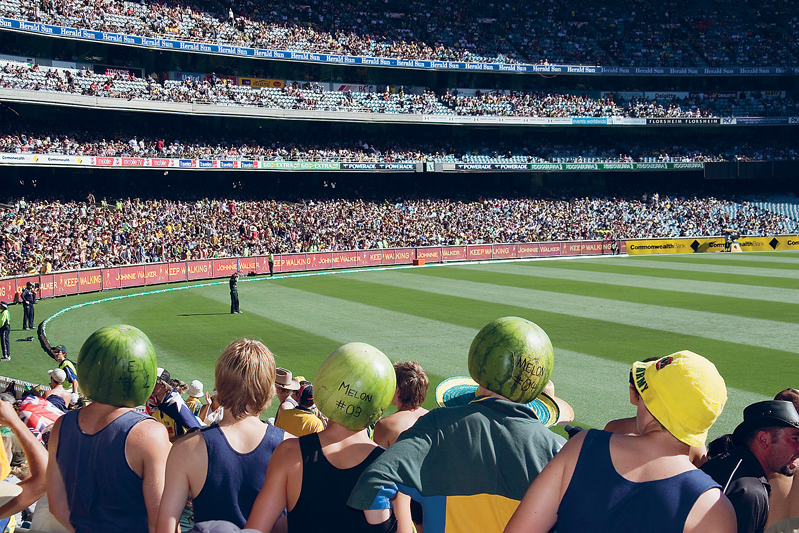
[[53, 272, 80, 296], [38, 275, 54, 298], [391, 249, 415, 265], [238, 257, 259, 275], [14, 276, 38, 302], [120, 266, 146, 288], [441, 246, 467, 262], [281, 254, 307, 273], [102, 268, 121, 290], [213, 259, 239, 279], [0, 279, 15, 303], [145, 264, 170, 285], [492, 244, 518, 259], [563, 242, 583, 256], [78, 270, 103, 293], [168, 263, 187, 282], [331, 252, 359, 269], [581, 241, 604, 255], [467, 245, 492, 261], [416, 247, 442, 263], [518, 243, 539, 258], [358, 250, 384, 267], [307, 253, 333, 271], [187, 260, 213, 280], [539, 243, 562, 257]]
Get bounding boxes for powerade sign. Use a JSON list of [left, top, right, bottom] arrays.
[[2, 17, 799, 77], [340, 163, 416, 170]]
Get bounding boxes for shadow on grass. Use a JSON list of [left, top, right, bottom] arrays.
[[176, 313, 231, 317]]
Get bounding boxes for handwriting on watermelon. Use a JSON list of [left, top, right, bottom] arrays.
[[515, 358, 545, 377], [338, 381, 373, 403]]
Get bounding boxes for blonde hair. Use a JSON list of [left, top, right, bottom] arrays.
[[215, 338, 276, 420]]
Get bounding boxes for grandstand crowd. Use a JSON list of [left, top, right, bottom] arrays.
[[2, 62, 799, 119], [2, 0, 799, 66], [0, 195, 794, 276], [2, 124, 799, 164]]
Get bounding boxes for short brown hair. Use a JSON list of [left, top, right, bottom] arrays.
[[394, 361, 428, 410], [214, 338, 276, 420], [775, 389, 799, 412]]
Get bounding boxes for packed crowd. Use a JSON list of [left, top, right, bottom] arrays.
[[0, 195, 794, 276], [2, 0, 798, 66], [3, 62, 799, 119], [2, 123, 799, 164], [1, 314, 798, 533]]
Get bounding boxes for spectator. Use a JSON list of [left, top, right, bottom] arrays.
[[156, 339, 290, 531], [245, 343, 407, 533], [765, 388, 799, 533], [42, 369, 72, 412], [702, 400, 799, 533], [347, 322, 566, 533], [604, 356, 708, 467], [274, 383, 324, 437], [184, 380, 204, 417], [146, 368, 203, 442], [0, 396, 48, 521], [505, 350, 734, 533], [373, 361, 429, 448], [45, 367, 170, 532], [274, 368, 301, 420]]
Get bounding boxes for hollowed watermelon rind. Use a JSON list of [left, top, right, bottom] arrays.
[[314, 342, 396, 431], [468, 317, 554, 404], [77, 325, 158, 408]]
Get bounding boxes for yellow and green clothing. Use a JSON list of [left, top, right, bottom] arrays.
[[275, 406, 324, 437], [348, 397, 565, 533]]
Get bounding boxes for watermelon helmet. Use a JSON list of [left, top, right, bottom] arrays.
[[467, 317, 554, 404], [314, 342, 397, 431], [77, 324, 158, 408]]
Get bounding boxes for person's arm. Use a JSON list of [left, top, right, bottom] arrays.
[[349, 412, 438, 517], [503, 430, 585, 533], [0, 399, 48, 518], [155, 432, 202, 533], [127, 418, 170, 533], [683, 488, 736, 533], [245, 439, 298, 533], [45, 416, 74, 532]]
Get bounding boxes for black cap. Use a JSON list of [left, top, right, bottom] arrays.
[[299, 384, 314, 406], [732, 400, 799, 444], [0, 302, 7, 310]]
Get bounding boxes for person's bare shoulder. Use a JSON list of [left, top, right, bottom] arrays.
[[604, 417, 638, 435]]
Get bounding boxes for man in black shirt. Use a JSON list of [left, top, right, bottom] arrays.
[[702, 400, 799, 533], [229, 272, 240, 314]]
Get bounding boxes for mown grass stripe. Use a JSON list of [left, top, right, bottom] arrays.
[[405, 265, 799, 324], [520, 261, 799, 289], [456, 262, 799, 305], [352, 271, 799, 353], [623, 255, 799, 270], [575, 257, 799, 279]]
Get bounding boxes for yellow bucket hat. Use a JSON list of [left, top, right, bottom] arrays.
[[632, 350, 727, 448]]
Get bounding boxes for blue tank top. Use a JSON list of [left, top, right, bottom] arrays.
[[56, 409, 152, 533], [558, 430, 720, 533], [192, 423, 285, 527]]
